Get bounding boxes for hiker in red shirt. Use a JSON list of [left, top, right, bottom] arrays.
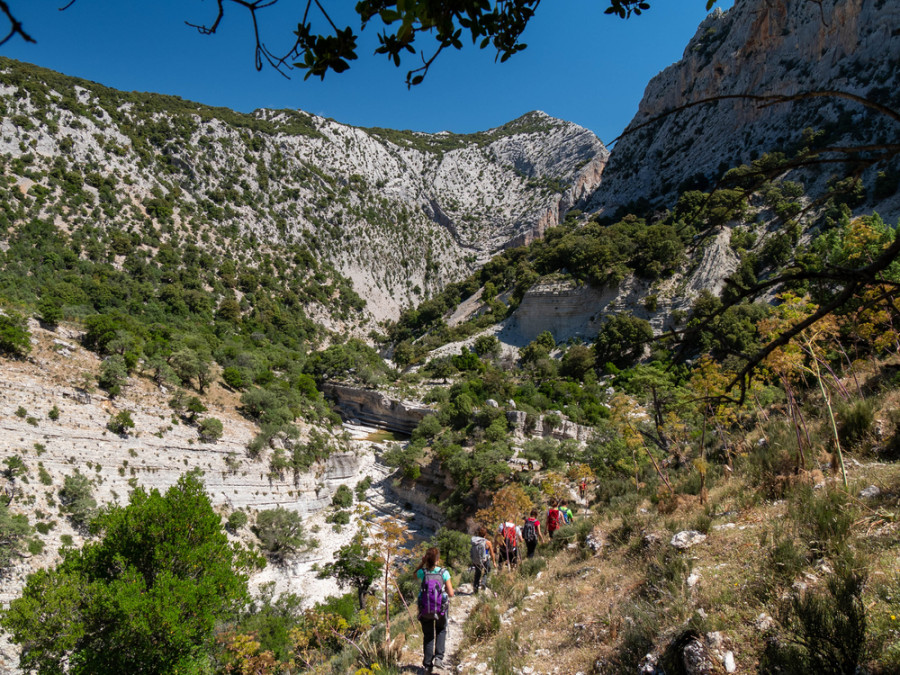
[[497, 520, 523, 569], [547, 500, 563, 539]]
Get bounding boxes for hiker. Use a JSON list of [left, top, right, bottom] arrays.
[[416, 546, 455, 674], [547, 500, 563, 539], [559, 500, 574, 524], [497, 519, 523, 568], [522, 509, 545, 558], [579, 477, 587, 499], [470, 526, 496, 595]]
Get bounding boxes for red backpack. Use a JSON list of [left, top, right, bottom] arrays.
[[501, 523, 517, 550], [547, 508, 561, 531]]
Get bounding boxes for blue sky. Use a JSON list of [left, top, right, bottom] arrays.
[[0, 1, 732, 144]]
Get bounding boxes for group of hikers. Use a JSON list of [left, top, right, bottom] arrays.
[[414, 497, 579, 673]]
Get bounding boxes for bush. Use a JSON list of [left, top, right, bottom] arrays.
[[429, 527, 471, 571], [48, 405, 60, 421], [326, 510, 350, 526], [792, 486, 854, 557], [107, 410, 135, 435], [332, 485, 353, 508], [98, 355, 128, 397], [519, 557, 547, 577], [58, 472, 97, 530], [0, 311, 31, 357], [838, 399, 874, 447], [0, 501, 32, 571], [226, 510, 248, 533], [254, 507, 310, 561], [760, 563, 868, 674], [464, 598, 501, 641], [198, 417, 224, 442], [355, 476, 372, 500]]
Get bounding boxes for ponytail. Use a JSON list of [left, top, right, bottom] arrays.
[[417, 546, 440, 572]]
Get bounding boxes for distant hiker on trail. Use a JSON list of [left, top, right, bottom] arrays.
[[470, 526, 496, 595], [522, 509, 545, 559], [416, 546, 454, 674], [579, 478, 587, 499], [497, 519, 523, 568], [547, 501, 563, 539]]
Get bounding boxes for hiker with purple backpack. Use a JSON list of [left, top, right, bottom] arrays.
[[416, 546, 455, 674]]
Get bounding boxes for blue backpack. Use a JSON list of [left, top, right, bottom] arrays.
[[418, 568, 447, 620]]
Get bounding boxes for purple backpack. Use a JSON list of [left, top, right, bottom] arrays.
[[418, 568, 447, 620]]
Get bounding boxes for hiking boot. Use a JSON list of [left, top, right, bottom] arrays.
[[433, 657, 444, 670]]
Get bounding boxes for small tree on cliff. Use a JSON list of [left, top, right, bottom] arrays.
[[319, 533, 383, 609]]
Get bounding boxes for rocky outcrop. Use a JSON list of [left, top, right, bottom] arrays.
[[505, 279, 615, 344], [589, 0, 900, 219], [506, 409, 595, 443], [323, 383, 434, 434]]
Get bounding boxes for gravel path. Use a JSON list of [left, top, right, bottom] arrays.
[[399, 582, 479, 674]]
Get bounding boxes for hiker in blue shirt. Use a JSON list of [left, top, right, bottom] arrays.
[[416, 547, 455, 674]]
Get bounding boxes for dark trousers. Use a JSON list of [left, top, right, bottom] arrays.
[[473, 559, 492, 592], [498, 546, 518, 567], [525, 539, 537, 558], [420, 615, 447, 668]]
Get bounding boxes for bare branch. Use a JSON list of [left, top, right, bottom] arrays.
[[0, 0, 35, 47], [614, 91, 900, 145]]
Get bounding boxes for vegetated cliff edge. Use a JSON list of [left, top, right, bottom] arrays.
[[588, 0, 900, 219], [0, 58, 608, 322]]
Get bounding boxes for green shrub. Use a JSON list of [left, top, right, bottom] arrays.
[[15, 406, 26, 419], [0, 311, 31, 357], [107, 410, 135, 435], [59, 472, 96, 530], [226, 510, 248, 533], [760, 564, 868, 674], [326, 510, 350, 525], [519, 557, 547, 577], [838, 399, 874, 447], [254, 507, 311, 561], [27, 538, 44, 555], [38, 466, 52, 486], [464, 598, 501, 641], [791, 486, 854, 557], [355, 476, 372, 500], [198, 417, 224, 442], [47, 405, 60, 421], [331, 484, 353, 508], [59, 534, 73, 547], [429, 527, 471, 571]]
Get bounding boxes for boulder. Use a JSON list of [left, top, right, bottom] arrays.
[[671, 530, 707, 549]]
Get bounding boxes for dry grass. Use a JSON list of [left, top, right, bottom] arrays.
[[461, 461, 900, 673]]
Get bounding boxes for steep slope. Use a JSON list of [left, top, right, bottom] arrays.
[[0, 59, 607, 323], [588, 0, 900, 218]]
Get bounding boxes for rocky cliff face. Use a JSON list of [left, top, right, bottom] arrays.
[[322, 382, 434, 434], [588, 0, 900, 217], [0, 60, 607, 322]]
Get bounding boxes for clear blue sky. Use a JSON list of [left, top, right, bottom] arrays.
[[0, 1, 732, 144]]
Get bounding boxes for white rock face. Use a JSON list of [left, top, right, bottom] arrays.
[[0, 69, 608, 323], [589, 0, 900, 222]]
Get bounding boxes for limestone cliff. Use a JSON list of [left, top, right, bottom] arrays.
[[588, 0, 900, 218], [0, 60, 608, 322]]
